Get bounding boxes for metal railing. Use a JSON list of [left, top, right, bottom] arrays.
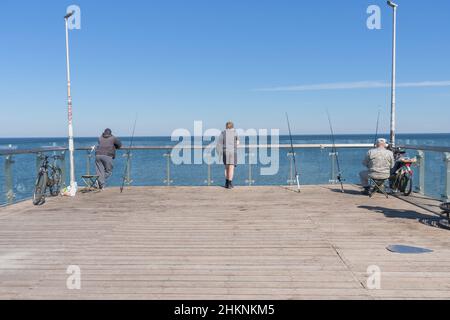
[[398, 145, 450, 201], [2, 143, 450, 205]]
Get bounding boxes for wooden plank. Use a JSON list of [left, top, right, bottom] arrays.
[[0, 185, 449, 299]]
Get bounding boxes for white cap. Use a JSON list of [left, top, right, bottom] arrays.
[[377, 138, 387, 144]]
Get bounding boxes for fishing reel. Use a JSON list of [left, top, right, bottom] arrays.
[[391, 146, 406, 154], [390, 147, 407, 161]]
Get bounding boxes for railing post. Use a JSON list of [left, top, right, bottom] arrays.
[[163, 153, 173, 186], [245, 164, 255, 186], [123, 152, 133, 186], [60, 151, 67, 187], [329, 151, 337, 184], [443, 152, 450, 201], [204, 163, 214, 186], [86, 150, 91, 176], [245, 152, 255, 186], [415, 150, 425, 195], [4, 155, 15, 204], [203, 154, 214, 186], [287, 152, 295, 185]]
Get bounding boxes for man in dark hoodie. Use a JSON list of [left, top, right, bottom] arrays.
[[95, 128, 122, 189]]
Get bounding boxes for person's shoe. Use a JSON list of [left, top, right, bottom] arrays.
[[362, 186, 370, 195], [229, 181, 234, 189], [224, 180, 230, 189]]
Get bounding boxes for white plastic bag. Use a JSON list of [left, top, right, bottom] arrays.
[[61, 182, 78, 197]]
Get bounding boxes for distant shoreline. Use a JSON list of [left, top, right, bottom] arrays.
[[1, 133, 450, 140]]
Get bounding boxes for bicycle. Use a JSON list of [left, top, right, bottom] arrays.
[[390, 159, 415, 196], [33, 155, 63, 205]]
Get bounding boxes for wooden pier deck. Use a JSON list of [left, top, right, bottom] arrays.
[[1, 185, 449, 300]]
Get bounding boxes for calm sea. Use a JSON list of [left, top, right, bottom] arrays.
[[1, 133, 449, 205]]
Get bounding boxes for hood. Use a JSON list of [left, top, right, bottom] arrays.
[[102, 128, 112, 138]]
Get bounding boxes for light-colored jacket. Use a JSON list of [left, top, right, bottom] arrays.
[[216, 129, 239, 165], [363, 148, 395, 180]]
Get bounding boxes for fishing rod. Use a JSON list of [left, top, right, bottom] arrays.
[[326, 110, 345, 193], [286, 113, 300, 193], [120, 115, 138, 193], [373, 108, 381, 146]]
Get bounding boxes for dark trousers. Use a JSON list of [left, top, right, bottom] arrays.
[[95, 155, 114, 187]]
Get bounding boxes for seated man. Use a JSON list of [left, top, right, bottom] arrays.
[[359, 138, 395, 194]]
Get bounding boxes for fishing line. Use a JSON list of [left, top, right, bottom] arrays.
[[374, 108, 381, 146], [286, 113, 300, 193], [326, 109, 345, 193], [120, 115, 138, 193]]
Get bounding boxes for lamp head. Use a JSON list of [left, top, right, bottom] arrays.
[[387, 1, 398, 8], [64, 11, 75, 19]]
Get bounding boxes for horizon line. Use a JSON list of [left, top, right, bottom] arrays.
[[1, 132, 450, 140]]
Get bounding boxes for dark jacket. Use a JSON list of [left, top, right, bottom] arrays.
[[96, 132, 122, 159]]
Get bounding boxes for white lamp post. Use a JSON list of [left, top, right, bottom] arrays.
[[64, 11, 77, 195], [387, 1, 398, 147]]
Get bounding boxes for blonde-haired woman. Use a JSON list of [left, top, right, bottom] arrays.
[[217, 122, 239, 189]]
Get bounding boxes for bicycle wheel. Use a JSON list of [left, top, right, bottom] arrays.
[[400, 174, 412, 196], [33, 171, 47, 205], [49, 167, 62, 196], [390, 174, 400, 192]]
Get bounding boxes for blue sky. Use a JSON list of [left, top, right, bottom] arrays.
[[0, 0, 449, 137]]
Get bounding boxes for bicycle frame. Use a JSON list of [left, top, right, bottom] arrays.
[[398, 162, 413, 178], [391, 161, 414, 194], [34, 155, 63, 202]]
